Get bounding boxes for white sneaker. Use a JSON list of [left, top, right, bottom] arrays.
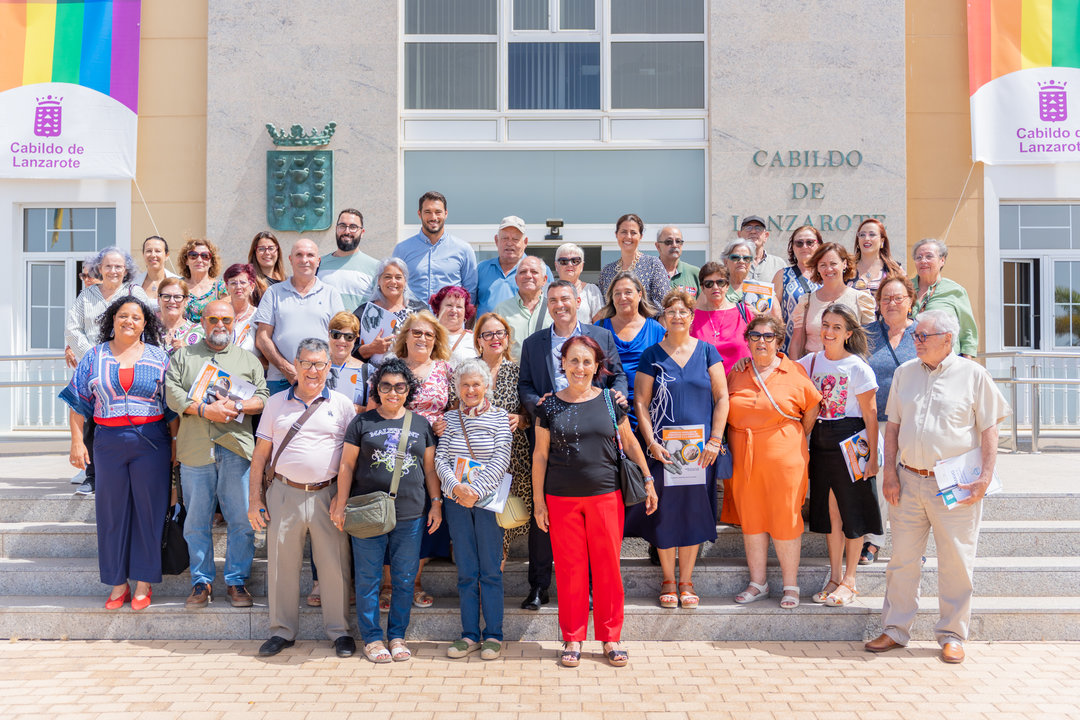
[[71, 469, 86, 484], [74, 480, 94, 496]]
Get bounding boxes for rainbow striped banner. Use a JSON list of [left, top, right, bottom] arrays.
[[968, 0, 1080, 164], [0, 0, 141, 178]]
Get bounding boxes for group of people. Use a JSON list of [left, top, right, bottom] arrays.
[[60, 191, 1008, 667]]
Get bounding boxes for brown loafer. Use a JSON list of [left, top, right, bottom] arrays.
[[864, 633, 904, 653], [941, 641, 965, 664], [186, 582, 211, 608], [227, 584, 254, 608]]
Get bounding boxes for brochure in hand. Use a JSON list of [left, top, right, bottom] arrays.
[[659, 424, 707, 487], [839, 429, 884, 483], [453, 455, 512, 513], [933, 446, 1003, 509], [186, 359, 257, 423]]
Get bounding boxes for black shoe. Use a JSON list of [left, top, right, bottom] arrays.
[[648, 544, 660, 566], [334, 635, 356, 658], [259, 636, 295, 657], [520, 587, 549, 611]]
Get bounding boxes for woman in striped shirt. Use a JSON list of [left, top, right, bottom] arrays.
[[434, 358, 513, 661]]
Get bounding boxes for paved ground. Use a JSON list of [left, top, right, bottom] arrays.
[[0, 639, 1077, 719]]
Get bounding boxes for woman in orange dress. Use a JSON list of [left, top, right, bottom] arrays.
[[726, 315, 821, 610]]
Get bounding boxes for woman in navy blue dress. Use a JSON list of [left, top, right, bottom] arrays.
[[626, 290, 730, 609]]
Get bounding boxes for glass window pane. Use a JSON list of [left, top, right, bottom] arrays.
[[1055, 261, 1080, 348], [1002, 261, 1017, 303], [405, 0, 496, 34], [1021, 227, 1070, 250], [70, 207, 96, 230], [405, 43, 497, 110], [30, 264, 51, 305], [611, 0, 704, 33], [1019, 204, 1070, 227], [508, 42, 600, 110], [45, 229, 73, 252], [97, 208, 116, 248], [30, 308, 50, 349], [560, 0, 595, 29], [999, 204, 1019, 249], [611, 41, 704, 109], [73, 231, 97, 253], [49, 307, 65, 348], [1073, 205, 1080, 249], [23, 208, 45, 251], [514, 0, 548, 29], [48, 208, 72, 231]]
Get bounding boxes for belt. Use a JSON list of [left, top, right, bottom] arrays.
[[899, 463, 934, 477], [275, 474, 336, 491]]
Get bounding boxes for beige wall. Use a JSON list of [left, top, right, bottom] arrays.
[[130, 0, 208, 270], [907, 0, 985, 349]]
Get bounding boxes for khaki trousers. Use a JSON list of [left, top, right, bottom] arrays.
[[881, 466, 982, 646], [266, 481, 350, 641]]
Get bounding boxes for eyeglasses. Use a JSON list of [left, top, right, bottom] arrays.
[[792, 239, 819, 248], [741, 225, 766, 234], [298, 360, 329, 370], [378, 382, 409, 395], [336, 223, 362, 233], [225, 280, 250, 289], [479, 329, 508, 340], [747, 331, 778, 342], [857, 231, 881, 239], [187, 251, 212, 261], [660, 239, 684, 246], [664, 309, 692, 318], [914, 253, 940, 262], [255, 245, 277, 254], [702, 279, 728, 289], [410, 329, 436, 339], [330, 330, 357, 341], [913, 331, 948, 343], [556, 257, 583, 266], [728, 254, 753, 263], [880, 295, 909, 305], [101, 263, 126, 272], [158, 293, 186, 302], [204, 316, 234, 326]]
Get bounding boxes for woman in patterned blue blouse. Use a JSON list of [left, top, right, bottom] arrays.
[[60, 297, 178, 612]]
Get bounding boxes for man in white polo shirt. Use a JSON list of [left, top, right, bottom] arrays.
[[249, 337, 356, 658], [254, 238, 344, 395]]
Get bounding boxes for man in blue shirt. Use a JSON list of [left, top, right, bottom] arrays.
[[392, 191, 478, 307], [475, 215, 553, 316]]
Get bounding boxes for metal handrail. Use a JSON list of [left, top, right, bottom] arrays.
[[980, 350, 1080, 360], [0, 354, 66, 362], [980, 351, 1080, 453]]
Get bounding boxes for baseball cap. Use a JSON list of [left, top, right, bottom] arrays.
[[498, 215, 527, 234], [740, 215, 767, 229]]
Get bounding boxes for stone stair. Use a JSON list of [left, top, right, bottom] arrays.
[[1, 451, 1079, 642]]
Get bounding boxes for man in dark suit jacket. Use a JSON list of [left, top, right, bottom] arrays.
[[517, 279, 628, 610]]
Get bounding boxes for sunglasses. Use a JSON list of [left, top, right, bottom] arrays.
[[410, 329, 436, 339], [792, 239, 819, 248], [747, 331, 778, 342], [556, 257, 583, 266], [728, 254, 754, 263], [660, 239, 684, 246], [330, 330, 357, 341], [702, 279, 728, 289], [479, 329, 508, 340], [378, 382, 410, 395], [204, 316, 234, 326], [187, 251, 212, 261], [158, 293, 186, 302]]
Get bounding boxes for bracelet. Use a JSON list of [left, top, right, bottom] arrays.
[[197, 403, 205, 418], [644, 477, 655, 484], [430, 496, 443, 504], [709, 435, 724, 443]]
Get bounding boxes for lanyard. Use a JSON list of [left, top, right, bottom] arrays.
[[880, 323, 902, 368]]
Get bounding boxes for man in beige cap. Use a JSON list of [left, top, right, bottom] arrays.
[[475, 215, 552, 317]]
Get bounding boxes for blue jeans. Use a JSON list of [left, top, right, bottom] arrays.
[[266, 379, 292, 397], [444, 499, 505, 642], [352, 516, 424, 644], [181, 445, 255, 587]]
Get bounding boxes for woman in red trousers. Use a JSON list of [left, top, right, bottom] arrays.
[[532, 335, 657, 668]]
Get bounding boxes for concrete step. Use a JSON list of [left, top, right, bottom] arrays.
[[3, 488, 1075, 523], [1, 594, 1077, 642], [4, 518, 1077, 560], [3, 555, 1077, 600]]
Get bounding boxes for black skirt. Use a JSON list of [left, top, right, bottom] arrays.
[[808, 416, 883, 539]]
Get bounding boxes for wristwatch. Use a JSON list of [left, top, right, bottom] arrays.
[[233, 400, 243, 413]]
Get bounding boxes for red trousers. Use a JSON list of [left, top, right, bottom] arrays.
[[547, 490, 625, 642]]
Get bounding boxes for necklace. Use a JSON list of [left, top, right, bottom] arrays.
[[615, 251, 640, 273]]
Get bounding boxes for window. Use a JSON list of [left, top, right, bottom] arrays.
[[508, 42, 600, 109], [28, 263, 67, 350], [1055, 261, 1080, 348], [611, 41, 704, 109], [611, 0, 703, 33], [1002, 260, 1037, 349], [405, 0, 497, 34], [405, 43, 497, 110], [23, 207, 116, 253]]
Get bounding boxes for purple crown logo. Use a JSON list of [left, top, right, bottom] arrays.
[[33, 95, 63, 137], [1038, 81, 1067, 122]]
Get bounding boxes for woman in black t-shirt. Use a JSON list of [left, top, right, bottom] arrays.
[[332, 358, 442, 664], [532, 335, 657, 669]]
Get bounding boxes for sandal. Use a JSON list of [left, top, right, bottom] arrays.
[[363, 641, 392, 664], [560, 642, 581, 667], [306, 584, 321, 608], [734, 581, 769, 604], [780, 586, 800, 609], [480, 639, 502, 661], [659, 580, 678, 609], [825, 580, 858, 607], [447, 638, 481, 659], [378, 584, 391, 612], [604, 642, 629, 667], [412, 587, 433, 609], [812, 578, 841, 604], [389, 638, 412, 662], [859, 543, 879, 566], [678, 582, 699, 609]]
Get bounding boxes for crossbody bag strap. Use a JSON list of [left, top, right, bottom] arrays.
[[750, 362, 802, 423], [387, 411, 413, 499], [795, 271, 811, 294], [457, 409, 478, 460], [880, 323, 902, 368], [264, 396, 326, 485], [736, 301, 750, 324], [809, 351, 818, 379], [602, 388, 626, 457]]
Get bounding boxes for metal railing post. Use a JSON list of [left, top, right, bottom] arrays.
[[1010, 364, 1019, 451], [1031, 365, 1040, 454]]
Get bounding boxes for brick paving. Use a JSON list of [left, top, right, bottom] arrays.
[[1, 639, 1078, 719]]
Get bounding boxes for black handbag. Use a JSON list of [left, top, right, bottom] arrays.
[[161, 464, 189, 575], [602, 389, 648, 507]]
